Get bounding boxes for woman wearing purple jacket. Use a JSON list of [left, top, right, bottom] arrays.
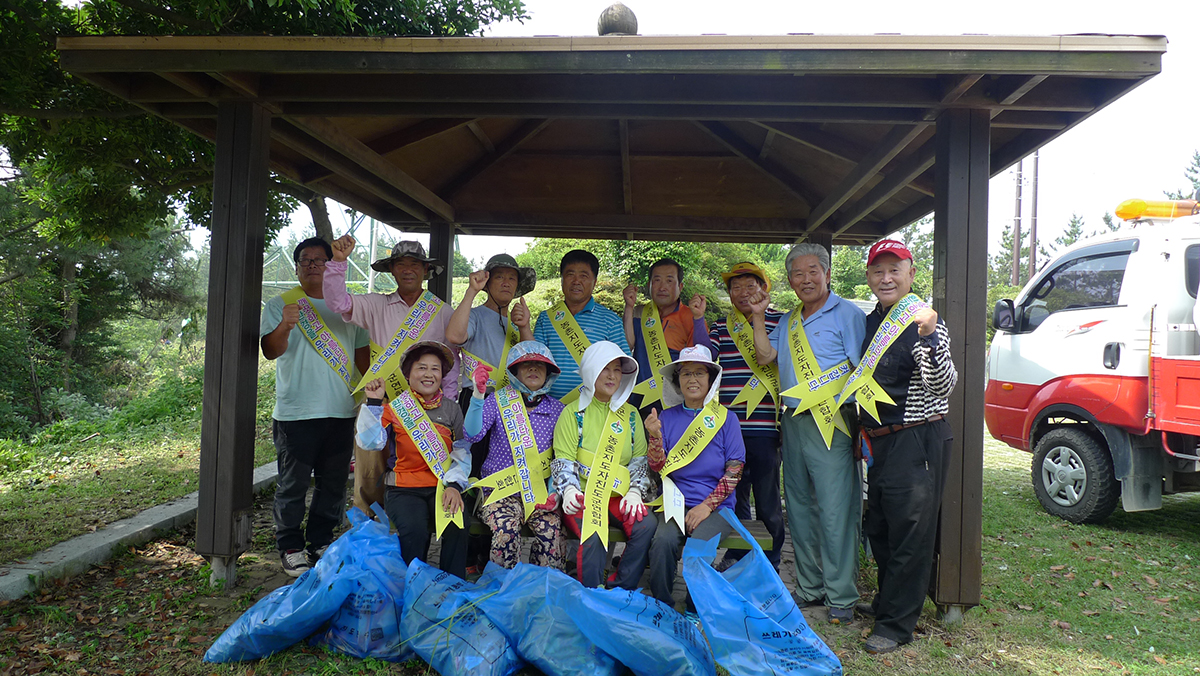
[[644, 345, 745, 609]]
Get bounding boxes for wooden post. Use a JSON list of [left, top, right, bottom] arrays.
[[806, 232, 833, 259], [931, 108, 987, 619], [196, 101, 271, 589], [427, 221, 454, 302]]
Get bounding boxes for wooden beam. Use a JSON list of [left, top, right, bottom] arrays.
[[466, 121, 495, 154], [931, 107, 989, 609], [694, 121, 817, 210], [271, 122, 430, 221], [757, 129, 776, 162], [272, 101, 928, 124], [879, 196, 935, 235], [805, 124, 928, 232], [759, 121, 935, 196], [196, 102, 270, 581], [286, 115, 454, 221], [619, 120, 633, 214], [426, 221, 454, 301], [303, 118, 472, 184], [832, 142, 937, 235], [992, 74, 1049, 106], [157, 71, 218, 100], [439, 119, 552, 199]]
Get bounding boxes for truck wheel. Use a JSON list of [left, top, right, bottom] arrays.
[[1031, 428, 1119, 524]]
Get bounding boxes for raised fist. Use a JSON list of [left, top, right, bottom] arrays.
[[472, 363, 493, 396], [747, 288, 771, 316], [331, 234, 356, 262], [280, 303, 300, 331], [364, 378, 386, 399], [468, 269, 490, 294], [688, 294, 707, 320], [623, 283, 638, 309]]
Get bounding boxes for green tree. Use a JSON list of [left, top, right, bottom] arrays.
[[830, 246, 866, 299], [0, 0, 529, 242], [1165, 150, 1200, 200], [990, 222, 1031, 288], [1039, 213, 1085, 262]]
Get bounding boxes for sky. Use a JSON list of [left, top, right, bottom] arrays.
[[281, 0, 1200, 268]]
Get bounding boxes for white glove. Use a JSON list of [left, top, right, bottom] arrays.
[[563, 486, 585, 515], [619, 489, 646, 521]]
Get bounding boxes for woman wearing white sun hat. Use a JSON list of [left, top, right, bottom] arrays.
[[644, 345, 745, 608]]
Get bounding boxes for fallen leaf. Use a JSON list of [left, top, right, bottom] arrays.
[[1051, 565, 1067, 571], [1154, 656, 1167, 665], [1018, 604, 1034, 611], [1144, 576, 1158, 587], [1083, 610, 1100, 616], [883, 659, 894, 667], [1093, 579, 1102, 588]]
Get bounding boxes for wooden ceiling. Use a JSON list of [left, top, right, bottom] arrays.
[[57, 34, 1165, 244]]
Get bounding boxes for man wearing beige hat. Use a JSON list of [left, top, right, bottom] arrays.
[[325, 235, 458, 513]]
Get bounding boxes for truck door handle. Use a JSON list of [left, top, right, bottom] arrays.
[[1103, 342, 1121, 369]]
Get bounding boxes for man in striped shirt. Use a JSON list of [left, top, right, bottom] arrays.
[[706, 262, 786, 569], [533, 249, 630, 401], [857, 239, 957, 655]]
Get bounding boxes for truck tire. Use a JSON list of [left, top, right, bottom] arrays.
[[1031, 428, 1119, 524]]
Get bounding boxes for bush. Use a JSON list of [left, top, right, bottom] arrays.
[[0, 438, 37, 474], [107, 361, 204, 429], [42, 388, 114, 424]]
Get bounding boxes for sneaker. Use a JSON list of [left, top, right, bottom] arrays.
[[828, 606, 854, 625], [864, 633, 900, 654], [306, 545, 328, 567], [791, 591, 824, 608], [281, 549, 311, 578], [855, 601, 877, 617]]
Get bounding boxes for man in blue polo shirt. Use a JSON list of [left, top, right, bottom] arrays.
[[750, 242, 866, 625], [533, 249, 630, 401]]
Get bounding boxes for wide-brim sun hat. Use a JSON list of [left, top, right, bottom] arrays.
[[506, 340, 561, 376], [484, 253, 537, 298], [371, 240, 446, 278], [658, 345, 723, 409], [720, 261, 772, 292]]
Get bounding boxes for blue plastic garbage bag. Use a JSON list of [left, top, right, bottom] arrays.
[[311, 507, 411, 661], [400, 559, 524, 676], [473, 563, 622, 676], [682, 509, 842, 676], [549, 582, 715, 676]]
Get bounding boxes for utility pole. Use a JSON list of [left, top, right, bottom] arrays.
[[1011, 160, 1023, 286], [1028, 151, 1039, 281]]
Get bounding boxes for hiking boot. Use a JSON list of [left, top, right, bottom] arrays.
[[281, 549, 311, 578], [864, 633, 900, 654], [828, 606, 854, 625], [855, 601, 877, 617]]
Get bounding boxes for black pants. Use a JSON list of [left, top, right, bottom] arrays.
[[728, 434, 785, 568], [272, 417, 354, 554], [459, 387, 492, 569], [385, 485, 471, 579], [863, 420, 952, 644]]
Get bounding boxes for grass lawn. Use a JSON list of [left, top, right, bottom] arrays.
[[3, 435, 1200, 675]]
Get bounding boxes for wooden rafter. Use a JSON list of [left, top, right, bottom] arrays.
[[804, 124, 928, 232], [285, 115, 454, 221], [694, 121, 818, 210], [439, 119, 552, 199], [466, 121, 495, 153], [832, 143, 936, 235], [759, 121, 935, 196], [303, 118, 473, 184]]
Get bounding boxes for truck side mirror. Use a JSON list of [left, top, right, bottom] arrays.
[[993, 299, 1015, 331]]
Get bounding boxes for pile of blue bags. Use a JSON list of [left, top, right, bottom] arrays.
[[204, 507, 841, 676]]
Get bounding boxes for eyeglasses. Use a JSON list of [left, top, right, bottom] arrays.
[[679, 369, 709, 381], [297, 258, 329, 268]]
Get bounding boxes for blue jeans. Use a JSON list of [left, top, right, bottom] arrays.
[[272, 417, 354, 553]]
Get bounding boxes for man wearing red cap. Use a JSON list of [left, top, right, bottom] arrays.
[[853, 239, 957, 654]]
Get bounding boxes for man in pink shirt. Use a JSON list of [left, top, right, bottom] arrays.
[[325, 235, 458, 512]]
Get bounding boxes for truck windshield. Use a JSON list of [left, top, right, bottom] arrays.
[[1021, 244, 1133, 331]]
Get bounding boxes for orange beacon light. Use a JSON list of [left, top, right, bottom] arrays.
[[1115, 199, 1200, 221]]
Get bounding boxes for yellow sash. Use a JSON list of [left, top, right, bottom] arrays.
[[389, 391, 463, 538], [279, 286, 357, 391], [546, 301, 592, 405], [727, 309, 781, 417], [631, 302, 672, 408], [460, 318, 519, 391], [779, 308, 853, 449], [654, 402, 728, 533], [580, 409, 633, 550], [356, 291, 444, 399], [838, 294, 928, 424], [471, 386, 550, 517]]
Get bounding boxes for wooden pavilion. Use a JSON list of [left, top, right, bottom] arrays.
[[58, 32, 1165, 617]]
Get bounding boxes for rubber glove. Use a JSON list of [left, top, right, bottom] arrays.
[[535, 493, 559, 512], [619, 489, 647, 525], [562, 486, 585, 515], [472, 363, 493, 397]]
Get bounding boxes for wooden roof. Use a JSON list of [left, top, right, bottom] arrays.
[[57, 34, 1165, 244]]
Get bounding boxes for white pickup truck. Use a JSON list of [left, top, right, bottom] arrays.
[[985, 196, 1200, 523]]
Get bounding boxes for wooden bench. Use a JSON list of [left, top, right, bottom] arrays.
[[469, 518, 773, 550]]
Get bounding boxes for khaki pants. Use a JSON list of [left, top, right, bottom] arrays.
[[353, 442, 389, 514]]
